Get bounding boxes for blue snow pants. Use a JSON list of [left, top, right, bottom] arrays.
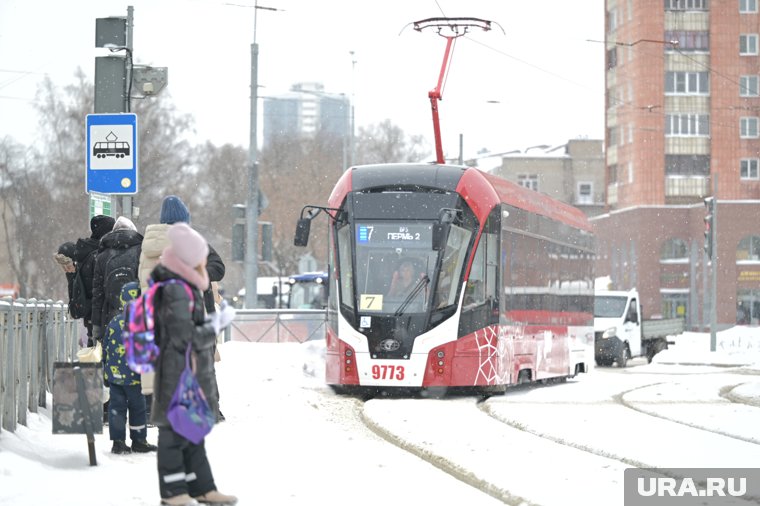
[[108, 383, 148, 442]]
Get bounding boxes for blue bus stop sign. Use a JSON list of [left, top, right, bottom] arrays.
[[86, 113, 138, 194]]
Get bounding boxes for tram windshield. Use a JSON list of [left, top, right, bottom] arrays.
[[345, 221, 471, 315]]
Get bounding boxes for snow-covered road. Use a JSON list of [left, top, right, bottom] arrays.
[[361, 365, 760, 505], [3, 340, 760, 506]]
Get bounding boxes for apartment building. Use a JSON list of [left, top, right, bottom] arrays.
[[262, 82, 350, 148], [595, 0, 760, 328]]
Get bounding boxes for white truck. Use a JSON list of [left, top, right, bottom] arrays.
[[593, 289, 685, 367]]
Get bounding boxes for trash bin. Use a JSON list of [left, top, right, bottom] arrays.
[[52, 362, 103, 465]]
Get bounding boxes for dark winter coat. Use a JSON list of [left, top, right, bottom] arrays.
[[149, 264, 219, 428], [91, 229, 143, 330], [72, 237, 100, 321], [65, 272, 75, 303], [204, 245, 225, 313]]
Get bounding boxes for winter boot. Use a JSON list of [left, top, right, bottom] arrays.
[[193, 490, 238, 505], [160, 494, 198, 506], [131, 439, 158, 453], [111, 440, 132, 454]]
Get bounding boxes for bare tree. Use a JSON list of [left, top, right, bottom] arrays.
[[128, 93, 195, 225], [1, 69, 428, 300], [354, 119, 430, 164], [258, 131, 344, 275], [253, 119, 428, 282], [0, 138, 56, 298], [0, 69, 197, 299], [185, 142, 248, 293]]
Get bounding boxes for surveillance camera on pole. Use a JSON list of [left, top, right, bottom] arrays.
[[132, 66, 168, 98]]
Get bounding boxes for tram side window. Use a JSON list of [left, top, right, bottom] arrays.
[[434, 224, 471, 308], [328, 240, 337, 313], [337, 224, 354, 309], [502, 228, 549, 322], [466, 240, 486, 307], [465, 232, 497, 308]]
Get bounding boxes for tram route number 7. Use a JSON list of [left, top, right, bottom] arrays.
[[372, 364, 405, 380]]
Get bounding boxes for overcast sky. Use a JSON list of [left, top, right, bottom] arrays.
[[0, 0, 604, 158]]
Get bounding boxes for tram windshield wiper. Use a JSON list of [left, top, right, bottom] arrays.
[[394, 274, 430, 316]]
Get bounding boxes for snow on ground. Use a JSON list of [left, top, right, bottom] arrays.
[[1, 326, 759, 506], [0, 341, 503, 506]]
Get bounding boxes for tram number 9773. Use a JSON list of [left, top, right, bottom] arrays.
[[372, 364, 405, 380]]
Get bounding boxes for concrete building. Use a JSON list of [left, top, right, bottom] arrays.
[[262, 82, 350, 148], [485, 139, 606, 219], [595, 0, 760, 328]]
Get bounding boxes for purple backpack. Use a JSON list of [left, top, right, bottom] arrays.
[[167, 343, 215, 444], [123, 279, 194, 374]]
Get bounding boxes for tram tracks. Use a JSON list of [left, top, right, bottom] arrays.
[[344, 372, 760, 505], [614, 382, 760, 445], [358, 399, 535, 506], [356, 393, 629, 506], [478, 372, 760, 468]]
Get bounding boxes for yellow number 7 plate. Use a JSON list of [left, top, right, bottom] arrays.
[[359, 294, 383, 311]]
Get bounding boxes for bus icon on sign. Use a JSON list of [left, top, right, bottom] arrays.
[[93, 141, 130, 158]]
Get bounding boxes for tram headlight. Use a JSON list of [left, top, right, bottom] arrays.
[[436, 351, 445, 358], [345, 349, 353, 357], [437, 360, 444, 366]]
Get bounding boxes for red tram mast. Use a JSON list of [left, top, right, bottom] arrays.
[[413, 17, 494, 164]]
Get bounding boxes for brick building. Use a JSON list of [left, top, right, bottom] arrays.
[[595, 0, 760, 328]]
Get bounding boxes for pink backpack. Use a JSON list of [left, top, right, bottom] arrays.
[[123, 279, 194, 374]]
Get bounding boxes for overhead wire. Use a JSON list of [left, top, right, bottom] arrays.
[[428, 0, 760, 141]]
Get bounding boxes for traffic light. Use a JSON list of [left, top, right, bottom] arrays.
[[261, 222, 273, 262], [231, 205, 246, 262], [704, 197, 714, 259]]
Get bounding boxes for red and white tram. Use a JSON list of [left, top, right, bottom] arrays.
[[295, 163, 595, 394], [293, 17, 594, 395]]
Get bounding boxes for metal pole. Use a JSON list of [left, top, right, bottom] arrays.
[[350, 51, 356, 167], [122, 5, 134, 221], [244, 23, 260, 309], [125, 6, 133, 112], [341, 121, 349, 170], [710, 175, 718, 351]]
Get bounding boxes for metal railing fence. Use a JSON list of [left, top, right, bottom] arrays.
[[0, 298, 79, 434], [0, 301, 326, 434], [228, 309, 327, 343]]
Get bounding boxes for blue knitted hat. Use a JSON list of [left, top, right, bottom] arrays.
[[160, 195, 190, 224]]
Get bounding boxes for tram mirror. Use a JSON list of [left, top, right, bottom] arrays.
[[432, 223, 449, 251], [294, 218, 311, 247]]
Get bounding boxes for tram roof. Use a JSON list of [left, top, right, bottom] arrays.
[[331, 163, 593, 233], [478, 169, 593, 232]]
